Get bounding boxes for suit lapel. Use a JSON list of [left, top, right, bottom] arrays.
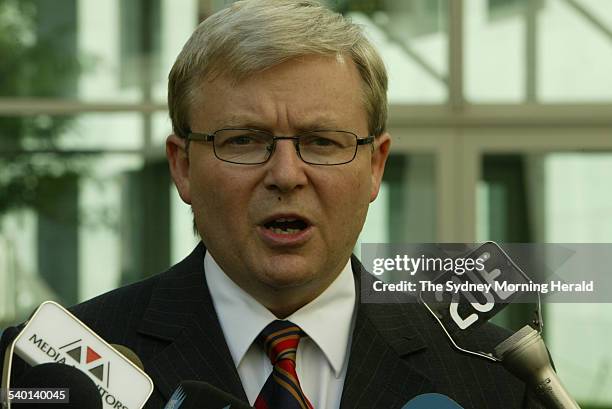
[[136, 243, 247, 402], [134, 246, 434, 407], [339, 257, 435, 409]]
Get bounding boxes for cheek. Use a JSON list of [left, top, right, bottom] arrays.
[[349, 162, 372, 198], [348, 167, 373, 224], [320, 167, 371, 221], [189, 166, 226, 216], [190, 165, 256, 228]]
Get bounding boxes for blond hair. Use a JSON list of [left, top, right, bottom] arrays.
[[168, 0, 387, 138]]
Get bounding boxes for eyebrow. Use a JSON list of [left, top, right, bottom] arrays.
[[297, 120, 344, 132], [220, 116, 344, 132]]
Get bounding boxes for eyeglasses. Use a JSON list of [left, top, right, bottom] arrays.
[[187, 128, 375, 165]]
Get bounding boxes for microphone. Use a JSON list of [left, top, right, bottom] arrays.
[[420, 241, 534, 340], [11, 362, 102, 408], [110, 344, 145, 370], [0, 327, 20, 346], [418, 242, 580, 407], [1, 301, 153, 409], [1, 326, 20, 385], [494, 325, 580, 409], [401, 393, 464, 408], [164, 381, 252, 409]]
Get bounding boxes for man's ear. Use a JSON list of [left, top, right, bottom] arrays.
[[370, 132, 391, 202], [166, 134, 192, 204]]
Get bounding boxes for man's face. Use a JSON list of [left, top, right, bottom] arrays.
[[167, 54, 390, 315]]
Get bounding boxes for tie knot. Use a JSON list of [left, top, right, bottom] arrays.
[[258, 320, 305, 365]]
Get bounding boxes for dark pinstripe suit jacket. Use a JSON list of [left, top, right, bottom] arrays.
[[1, 243, 544, 408]]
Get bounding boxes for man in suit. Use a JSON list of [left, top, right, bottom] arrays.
[[1, 1, 544, 408]]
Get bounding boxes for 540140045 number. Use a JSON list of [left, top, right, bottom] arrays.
[[1, 388, 69, 403]]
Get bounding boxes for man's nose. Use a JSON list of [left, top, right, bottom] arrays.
[[263, 139, 308, 192]]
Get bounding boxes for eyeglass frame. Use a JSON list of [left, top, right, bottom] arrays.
[[186, 127, 376, 166]]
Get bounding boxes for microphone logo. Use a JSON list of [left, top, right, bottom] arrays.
[[7, 301, 154, 409], [24, 333, 115, 389], [59, 339, 110, 386]]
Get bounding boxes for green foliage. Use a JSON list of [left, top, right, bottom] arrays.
[[0, 0, 84, 217], [0, 0, 81, 97]]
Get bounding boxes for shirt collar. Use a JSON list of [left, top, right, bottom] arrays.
[[204, 251, 356, 378]]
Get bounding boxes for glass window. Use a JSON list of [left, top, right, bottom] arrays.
[[0, 147, 148, 324], [479, 152, 612, 406], [467, 0, 612, 102], [539, 0, 612, 102], [465, 0, 528, 102], [357, 153, 437, 255], [0, 112, 174, 325], [332, 0, 449, 104], [0, 0, 198, 102]]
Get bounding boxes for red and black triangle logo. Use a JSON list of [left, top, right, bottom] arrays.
[[88, 364, 105, 381], [59, 340, 109, 386], [86, 346, 101, 364], [65, 346, 81, 362]]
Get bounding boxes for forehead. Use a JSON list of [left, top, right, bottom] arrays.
[[190, 55, 368, 132]]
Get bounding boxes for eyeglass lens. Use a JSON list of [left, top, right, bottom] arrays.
[[213, 129, 359, 165]]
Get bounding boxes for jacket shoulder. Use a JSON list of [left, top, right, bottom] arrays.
[[68, 273, 161, 337]]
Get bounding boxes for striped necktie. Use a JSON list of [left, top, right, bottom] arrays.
[[254, 320, 314, 409]]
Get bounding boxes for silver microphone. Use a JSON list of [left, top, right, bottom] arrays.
[[494, 325, 580, 409]]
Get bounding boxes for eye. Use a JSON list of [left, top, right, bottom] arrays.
[[218, 131, 269, 147], [227, 135, 257, 145], [301, 133, 341, 148], [312, 137, 335, 146]]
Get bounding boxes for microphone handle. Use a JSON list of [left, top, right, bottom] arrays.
[[495, 325, 580, 409], [531, 367, 580, 409]]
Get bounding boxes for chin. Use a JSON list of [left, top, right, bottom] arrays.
[[256, 262, 318, 290], [260, 269, 315, 289]]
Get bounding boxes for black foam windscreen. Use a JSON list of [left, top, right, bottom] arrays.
[[0, 327, 20, 343], [14, 362, 102, 409]]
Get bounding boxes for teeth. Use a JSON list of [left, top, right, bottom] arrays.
[[271, 227, 301, 234], [275, 217, 297, 222]]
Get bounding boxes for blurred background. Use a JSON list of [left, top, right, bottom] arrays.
[[0, 0, 610, 406]]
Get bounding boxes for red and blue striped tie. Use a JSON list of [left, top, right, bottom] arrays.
[[254, 320, 314, 409]]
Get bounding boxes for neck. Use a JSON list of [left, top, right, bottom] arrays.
[[257, 279, 332, 318]]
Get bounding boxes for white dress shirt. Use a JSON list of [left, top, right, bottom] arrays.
[[204, 251, 356, 409]]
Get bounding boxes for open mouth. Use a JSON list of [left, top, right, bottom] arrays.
[[263, 217, 309, 235]]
